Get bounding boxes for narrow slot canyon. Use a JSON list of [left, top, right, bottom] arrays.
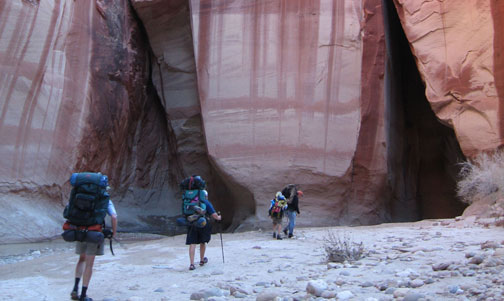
[[383, 0, 467, 221], [130, 1, 255, 234]]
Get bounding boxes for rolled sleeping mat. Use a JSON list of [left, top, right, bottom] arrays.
[[85, 231, 104, 244], [194, 216, 207, 228], [176, 217, 189, 226], [70, 172, 108, 188], [61, 229, 88, 242]]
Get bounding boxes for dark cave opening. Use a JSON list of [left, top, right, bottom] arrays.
[[382, 0, 467, 221]]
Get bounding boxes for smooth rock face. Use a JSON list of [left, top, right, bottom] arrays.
[[131, 0, 247, 229], [188, 0, 388, 226], [392, 0, 504, 156], [0, 0, 98, 242], [2, 0, 501, 242], [0, 0, 177, 242]]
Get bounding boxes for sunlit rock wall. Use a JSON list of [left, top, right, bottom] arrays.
[[188, 0, 388, 226], [0, 0, 176, 242], [392, 0, 504, 157], [0, 0, 391, 242], [131, 0, 207, 175]]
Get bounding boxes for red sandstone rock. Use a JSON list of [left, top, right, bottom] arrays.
[[6, 0, 500, 242], [0, 1, 174, 242], [187, 0, 387, 226], [0, 0, 390, 241], [392, 0, 504, 157]]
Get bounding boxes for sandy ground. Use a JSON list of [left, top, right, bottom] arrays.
[[0, 218, 503, 301]]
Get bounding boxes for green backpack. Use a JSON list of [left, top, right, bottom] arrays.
[[182, 189, 207, 216]]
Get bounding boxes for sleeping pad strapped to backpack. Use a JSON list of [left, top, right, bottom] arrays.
[[177, 176, 208, 228], [62, 172, 110, 244]]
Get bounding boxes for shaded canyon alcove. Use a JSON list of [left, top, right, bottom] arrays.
[[130, 0, 255, 233], [383, 0, 467, 221]]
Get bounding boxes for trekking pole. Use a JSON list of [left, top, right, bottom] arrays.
[[109, 238, 115, 256], [218, 211, 225, 264]]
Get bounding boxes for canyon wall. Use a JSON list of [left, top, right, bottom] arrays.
[[0, 0, 178, 243], [187, 0, 389, 227], [130, 0, 390, 230], [1, 0, 501, 242], [392, 0, 504, 157]]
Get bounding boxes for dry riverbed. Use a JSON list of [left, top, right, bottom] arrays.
[[0, 218, 503, 301]]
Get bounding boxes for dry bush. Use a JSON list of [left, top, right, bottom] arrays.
[[456, 151, 504, 205], [323, 231, 365, 263]]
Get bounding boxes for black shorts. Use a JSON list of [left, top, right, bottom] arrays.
[[185, 222, 212, 245]]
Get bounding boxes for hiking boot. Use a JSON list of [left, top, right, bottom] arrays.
[[277, 235, 282, 240], [288, 233, 293, 238], [199, 257, 208, 266], [283, 229, 288, 236], [189, 264, 196, 270], [71, 291, 79, 300]]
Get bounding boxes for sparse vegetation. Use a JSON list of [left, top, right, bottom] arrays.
[[323, 231, 365, 263], [456, 150, 504, 205], [457, 150, 504, 227]]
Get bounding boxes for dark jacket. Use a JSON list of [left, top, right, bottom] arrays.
[[287, 194, 300, 214]]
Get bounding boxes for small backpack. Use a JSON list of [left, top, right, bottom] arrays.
[[269, 193, 287, 218], [63, 172, 109, 226]]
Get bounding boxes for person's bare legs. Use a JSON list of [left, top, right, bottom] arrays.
[[189, 244, 196, 265], [276, 224, 282, 235], [199, 243, 206, 262], [72, 254, 86, 297], [82, 255, 95, 287], [75, 254, 86, 278], [75, 254, 95, 300]]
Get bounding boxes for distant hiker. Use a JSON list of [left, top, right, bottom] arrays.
[[283, 188, 302, 238], [281, 184, 297, 201], [61, 172, 117, 301], [179, 175, 222, 270], [269, 192, 288, 240]]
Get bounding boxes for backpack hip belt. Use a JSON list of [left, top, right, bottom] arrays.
[[63, 221, 103, 232]]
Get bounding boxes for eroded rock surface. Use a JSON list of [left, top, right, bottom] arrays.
[[186, 0, 388, 227], [1, 0, 502, 242], [0, 0, 177, 242], [392, 0, 504, 156]]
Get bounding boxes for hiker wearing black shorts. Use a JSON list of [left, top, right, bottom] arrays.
[[71, 199, 117, 301], [186, 190, 221, 270]]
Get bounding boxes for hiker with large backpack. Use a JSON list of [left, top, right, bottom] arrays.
[[268, 192, 288, 240], [281, 184, 303, 238], [179, 175, 221, 270], [61, 172, 118, 301]]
